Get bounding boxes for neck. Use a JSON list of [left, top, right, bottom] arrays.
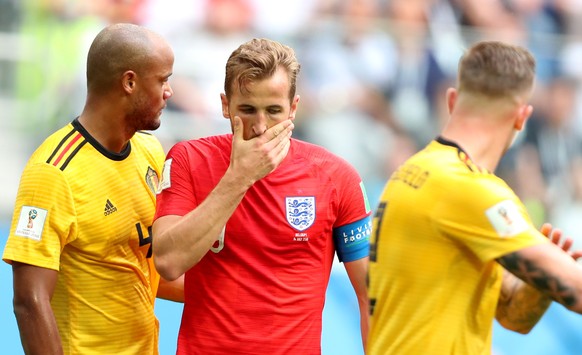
[[441, 115, 513, 173], [78, 106, 133, 153]]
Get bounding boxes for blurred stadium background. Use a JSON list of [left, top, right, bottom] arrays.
[[2, 0, 582, 353]]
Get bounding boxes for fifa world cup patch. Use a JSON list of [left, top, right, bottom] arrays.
[[485, 200, 528, 237], [158, 158, 172, 192], [14, 206, 48, 241]]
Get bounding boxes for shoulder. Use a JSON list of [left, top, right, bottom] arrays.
[[164, 135, 231, 174], [292, 139, 353, 169], [134, 130, 162, 143], [397, 140, 514, 203], [291, 140, 364, 192], [17, 126, 79, 195], [167, 134, 231, 157], [133, 131, 163, 151], [129, 131, 165, 166], [29, 123, 78, 161], [417, 139, 498, 184]]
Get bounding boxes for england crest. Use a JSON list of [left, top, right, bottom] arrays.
[[286, 196, 315, 231]]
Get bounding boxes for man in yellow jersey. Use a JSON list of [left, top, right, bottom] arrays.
[[367, 41, 582, 354], [3, 23, 183, 354]]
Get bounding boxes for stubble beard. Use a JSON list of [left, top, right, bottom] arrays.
[[129, 96, 162, 132]]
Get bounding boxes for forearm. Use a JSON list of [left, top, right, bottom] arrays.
[[343, 258, 369, 350], [496, 270, 551, 333], [358, 296, 369, 352], [153, 168, 251, 280], [157, 275, 185, 303], [498, 243, 582, 315]]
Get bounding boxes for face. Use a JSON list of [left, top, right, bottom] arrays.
[[128, 39, 174, 132], [221, 66, 299, 140]]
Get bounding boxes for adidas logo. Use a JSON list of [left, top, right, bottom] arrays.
[[104, 199, 118, 216]]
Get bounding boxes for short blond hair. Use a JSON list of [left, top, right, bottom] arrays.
[[224, 38, 301, 102], [458, 41, 536, 99]]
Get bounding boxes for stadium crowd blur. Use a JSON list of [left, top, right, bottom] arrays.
[[6, 0, 582, 239], [1, 0, 582, 353]]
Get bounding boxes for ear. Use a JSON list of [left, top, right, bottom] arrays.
[[220, 93, 230, 118], [446, 88, 457, 115], [122, 71, 137, 93], [514, 104, 533, 131], [288, 95, 300, 120]]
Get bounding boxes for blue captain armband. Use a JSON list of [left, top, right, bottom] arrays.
[[333, 216, 372, 262]]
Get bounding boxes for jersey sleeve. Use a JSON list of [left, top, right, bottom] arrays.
[[433, 175, 549, 262], [3, 162, 77, 270], [155, 142, 199, 219], [331, 162, 373, 262]]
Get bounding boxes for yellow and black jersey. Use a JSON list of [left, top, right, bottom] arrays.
[[367, 137, 549, 355], [3, 118, 165, 354]]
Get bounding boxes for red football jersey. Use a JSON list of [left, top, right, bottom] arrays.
[[155, 135, 370, 355]]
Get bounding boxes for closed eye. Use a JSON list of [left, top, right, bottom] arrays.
[[240, 107, 256, 114]]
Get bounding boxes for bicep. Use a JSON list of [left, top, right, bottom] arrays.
[[12, 261, 58, 318], [12, 261, 58, 307], [497, 243, 582, 312], [11, 262, 63, 354]]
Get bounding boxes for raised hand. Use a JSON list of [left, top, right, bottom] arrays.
[[229, 116, 294, 186], [540, 223, 582, 260]]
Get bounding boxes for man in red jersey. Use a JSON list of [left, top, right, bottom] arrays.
[[152, 38, 371, 354]]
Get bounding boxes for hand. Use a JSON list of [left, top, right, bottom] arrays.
[[229, 116, 293, 185], [540, 223, 582, 260]]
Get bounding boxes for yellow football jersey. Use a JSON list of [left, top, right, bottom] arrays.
[[367, 137, 549, 355], [3, 119, 165, 354]]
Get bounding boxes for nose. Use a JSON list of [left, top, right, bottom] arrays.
[[251, 112, 268, 136], [251, 123, 267, 136], [163, 82, 173, 100]]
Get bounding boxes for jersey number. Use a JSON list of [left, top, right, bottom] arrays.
[[369, 201, 387, 263], [368, 201, 387, 316], [136, 223, 153, 258]]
